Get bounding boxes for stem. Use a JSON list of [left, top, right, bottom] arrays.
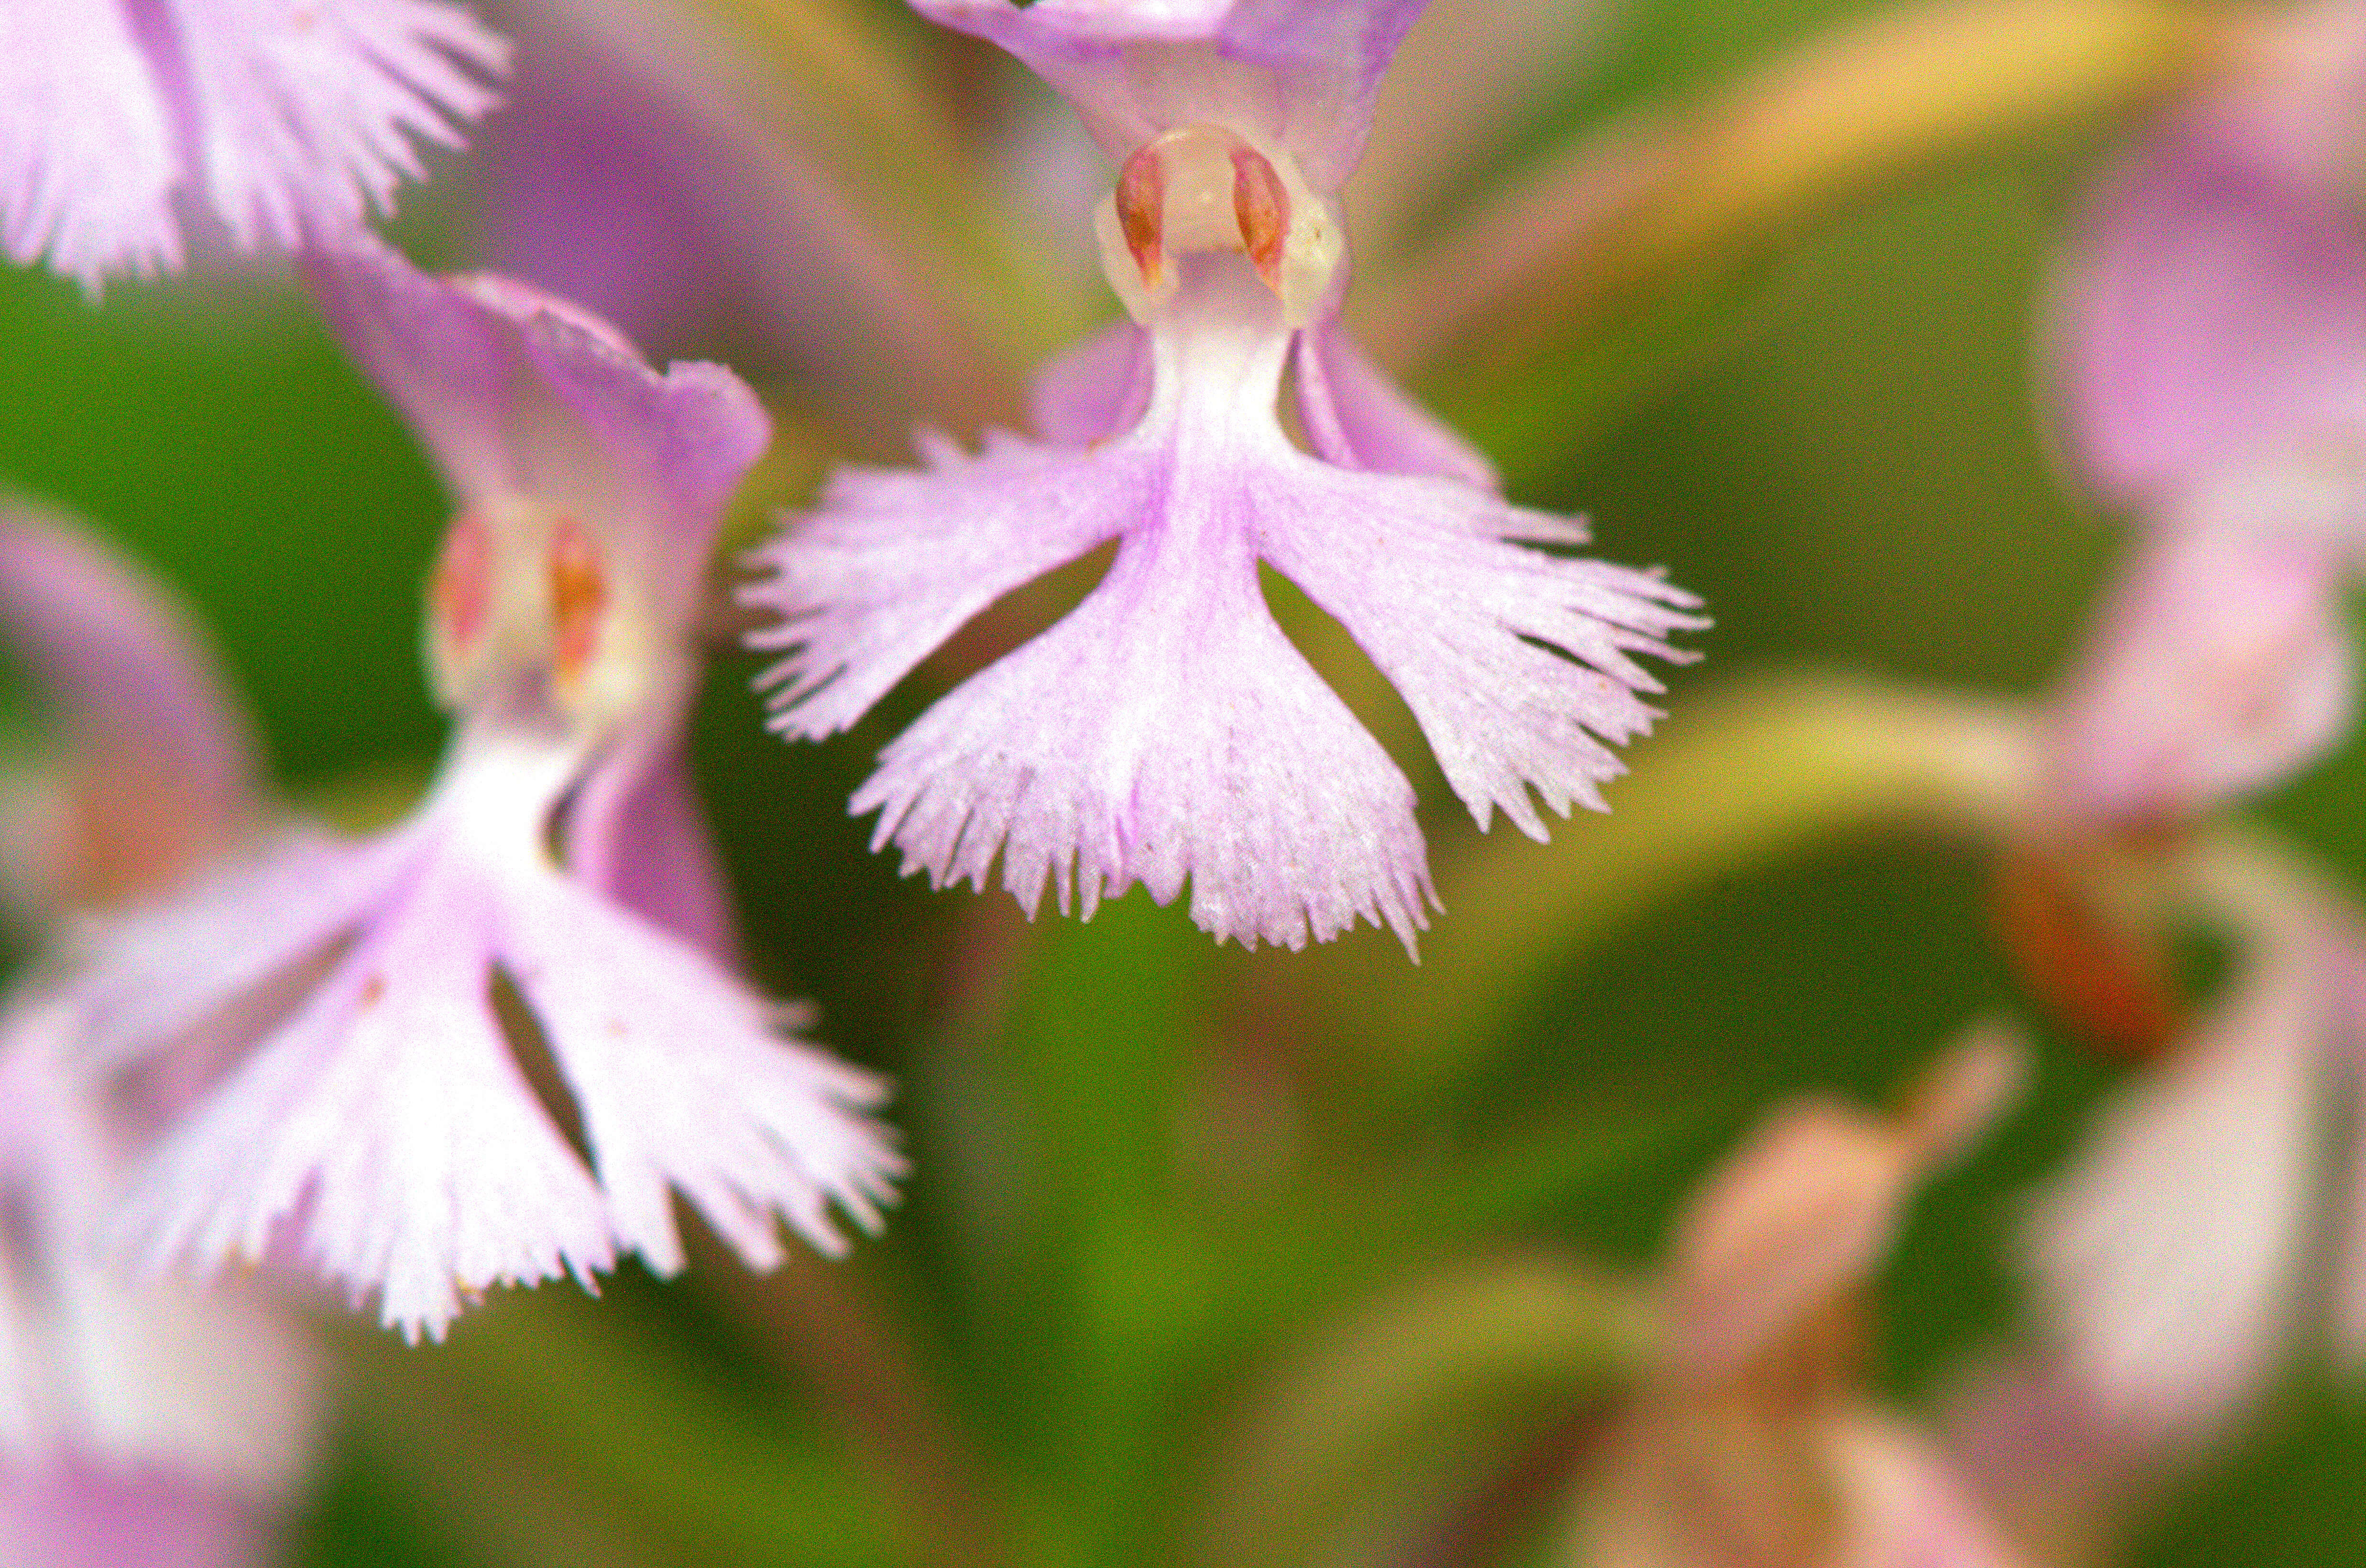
[[689, 1237, 1013, 1568], [1194, 1259, 1655, 1568], [1361, 0, 2230, 377], [1335, 673, 2041, 1111]]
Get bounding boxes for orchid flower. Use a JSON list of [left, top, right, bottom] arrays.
[[1, 0, 508, 290], [0, 501, 317, 1568], [77, 237, 902, 1341], [743, 0, 1704, 957], [2040, 0, 2366, 828]]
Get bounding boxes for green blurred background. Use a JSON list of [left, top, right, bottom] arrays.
[[9, 0, 2366, 1562]]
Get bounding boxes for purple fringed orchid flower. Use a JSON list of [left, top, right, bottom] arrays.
[[2041, 0, 2366, 828], [0, 501, 317, 1568], [77, 236, 903, 1341], [1, 0, 508, 290], [744, 0, 1703, 956]]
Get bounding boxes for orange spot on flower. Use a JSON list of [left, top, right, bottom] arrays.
[[1231, 147, 1289, 295], [430, 510, 493, 653], [547, 518, 608, 679], [1115, 145, 1166, 290]]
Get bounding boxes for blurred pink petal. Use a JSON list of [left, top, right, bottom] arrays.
[[0, 1002, 317, 1494], [2049, 0, 2366, 505], [1, 0, 507, 288], [1939, 1353, 2151, 1563], [0, 1464, 276, 1568], [0, 502, 254, 819], [2043, 486, 2359, 825], [477, 0, 1016, 441], [0, 500, 259, 913], [2025, 945, 2331, 1438], [1668, 1031, 2025, 1380], [1824, 1410, 2029, 1568], [1665, 1098, 1915, 1379], [910, 0, 1429, 188], [1293, 320, 1497, 487]]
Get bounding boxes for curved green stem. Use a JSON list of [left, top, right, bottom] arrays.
[[1363, 0, 2231, 380], [1194, 1259, 1657, 1568], [1337, 673, 2041, 1112]]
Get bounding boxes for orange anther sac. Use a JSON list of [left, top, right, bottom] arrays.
[[1116, 147, 1167, 287], [1231, 147, 1289, 292], [430, 510, 493, 653], [547, 518, 608, 678], [1992, 850, 2180, 1061]]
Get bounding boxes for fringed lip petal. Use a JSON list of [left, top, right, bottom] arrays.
[[79, 732, 901, 1341], [97, 822, 618, 1342], [848, 502, 1438, 955], [500, 870, 904, 1275], [2, 0, 507, 289], [0, 0, 183, 285], [751, 267, 1697, 953], [745, 429, 1126, 741], [1261, 457, 1703, 839]]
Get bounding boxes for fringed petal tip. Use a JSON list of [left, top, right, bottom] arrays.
[[739, 426, 1123, 744], [86, 781, 903, 1343], [1263, 465, 1706, 842], [4, 0, 508, 289]]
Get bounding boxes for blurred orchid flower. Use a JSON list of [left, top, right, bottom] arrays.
[[0, 501, 317, 1568], [0, 1003, 316, 1568], [2024, 838, 2366, 1442], [77, 237, 902, 1341], [2042, 0, 2366, 826], [1569, 1030, 2028, 1568], [0, 503, 258, 921], [746, 0, 1703, 957], [0, 0, 508, 290], [2040, 463, 2360, 830]]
